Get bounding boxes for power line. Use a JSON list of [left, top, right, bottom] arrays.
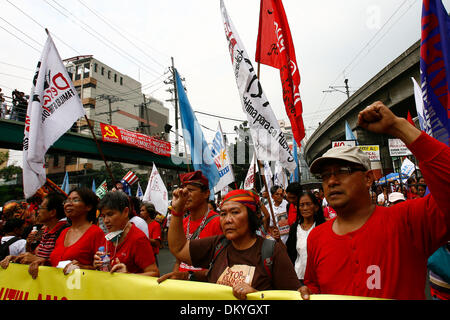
[[42, 0, 163, 79], [77, 0, 168, 70], [5, 0, 81, 55], [0, 24, 41, 53]]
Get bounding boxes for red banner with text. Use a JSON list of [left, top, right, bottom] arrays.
[[100, 123, 171, 157]]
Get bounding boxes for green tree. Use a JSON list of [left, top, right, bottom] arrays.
[[0, 165, 22, 181]]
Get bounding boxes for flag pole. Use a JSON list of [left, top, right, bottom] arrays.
[[45, 28, 114, 184], [254, 62, 279, 236], [84, 115, 115, 183]]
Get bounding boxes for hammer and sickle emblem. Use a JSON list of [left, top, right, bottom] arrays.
[[104, 126, 119, 139]]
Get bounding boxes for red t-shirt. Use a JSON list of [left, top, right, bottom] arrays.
[[179, 210, 222, 272], [50, 224, 104, 267], [287, 204, 298, 226], [304, 132, 450, 300], [105, 224, 155, 274], [148, 220, 161, 255]]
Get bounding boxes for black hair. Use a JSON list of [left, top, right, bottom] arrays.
[[45, 193, 66, 220], [296, 191, 326, 226], [98, 191, 129, 214], [208, 200, 217, 211], [4, 218, 24, 234], [247, 207, 263, 234], [68, 187, 99, 223], [129, 196, 142, 218], [286, 182, 302, 197], [141, 201, 157, 219], [270, 185, 282, 195]]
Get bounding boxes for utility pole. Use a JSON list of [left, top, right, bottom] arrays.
[[323, 78, 353, 99], [165, 57, 185, 157], [96, 94, 122, 124]]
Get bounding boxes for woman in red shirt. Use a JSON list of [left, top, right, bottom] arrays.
[[139, 202, 161, 264], [94, 192, 159, 276], [49, 187, 104, 274]]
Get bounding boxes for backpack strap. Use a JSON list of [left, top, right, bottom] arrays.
[[260, 238, 276, 279], [0, 236, 20, 257], [207, 237, 230, 275], [190, 214, 219, 240]]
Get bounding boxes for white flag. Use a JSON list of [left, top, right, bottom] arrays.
[[211, 122, 235, 192], [136, 182, 144, 200], [244, 154, 258, 190], [262, 161, 273, 193], [401, 158, 417, 179], [143, 163, 168, 216], [220, 0, 295, 173], [274, 161, 288, 190], [411, 77, 431, 134], [23, 34, 85, 198]]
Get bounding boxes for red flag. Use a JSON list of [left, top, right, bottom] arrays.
[[407, 111, 415, 126], [255, 0, 305, 146]]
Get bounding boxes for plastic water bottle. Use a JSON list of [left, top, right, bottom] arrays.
[[98, 246, 110, 272]]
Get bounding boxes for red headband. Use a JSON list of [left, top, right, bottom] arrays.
[[220, 189, 260, 212]]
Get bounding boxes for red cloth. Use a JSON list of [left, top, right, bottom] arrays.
[[105, 224, 155, 273], [179, 210, 222, 272], [148, 220, 161, 255], [287, 204, 297, 226], [255, 0, 305, 145], [50, 224, 104, 267], [323, 206, 337, 220], [304, 132, 450, 299], [179, 170, 209, 188]]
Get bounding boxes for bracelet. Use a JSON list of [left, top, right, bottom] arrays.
[[169, 206, 184, 217]]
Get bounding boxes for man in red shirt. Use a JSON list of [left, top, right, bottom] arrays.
[[157, 170, 222, 283], [299, 101, 450, 300]]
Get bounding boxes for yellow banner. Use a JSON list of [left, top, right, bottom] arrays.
[[0, 263, 379, 300]]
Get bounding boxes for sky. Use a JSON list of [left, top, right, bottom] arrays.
[[1, 0, 449, 147]]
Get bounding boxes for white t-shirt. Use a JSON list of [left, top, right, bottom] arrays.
[[294, 223, 315, 280], [129, 216, 149, 238], [267, 199, 289, 244], [377, 193, 386, 205], [1, 236, 26, 256]]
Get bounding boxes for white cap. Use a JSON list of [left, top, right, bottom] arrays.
[[388, 192, 405, 203]]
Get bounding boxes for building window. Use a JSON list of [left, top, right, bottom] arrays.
[[94, 63, 98, 73], [75, 66, 81, 81], [53, 155, 59, 167], [120, 77, 123, 85], [83, 63, 90, 78], [114, 74, 117, 82], [108, 71, 111, 79], [101, 67, 105, 76]]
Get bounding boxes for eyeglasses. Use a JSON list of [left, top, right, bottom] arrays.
[[316, 166, 366, 182], [63, 198, 82, 205]]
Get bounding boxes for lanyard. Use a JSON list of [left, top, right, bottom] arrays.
[[186, 210, 209, 240]]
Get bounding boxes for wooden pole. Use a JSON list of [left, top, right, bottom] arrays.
[[255, 62, 279, 235], [84, 115, 115, 183]]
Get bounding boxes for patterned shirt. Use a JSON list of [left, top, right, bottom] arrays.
[[34, 220, 69, 259]]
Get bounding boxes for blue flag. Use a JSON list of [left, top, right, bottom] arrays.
[[61, 171, 69, 194], [176, 69, 220, 189], [290, 140, 299, 183], [345, 121, 357, 142], [420, 0, 450, 146], [92, 179, 96, 192]]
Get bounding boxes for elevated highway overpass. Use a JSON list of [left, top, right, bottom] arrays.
[[304, 40, 420, 179]]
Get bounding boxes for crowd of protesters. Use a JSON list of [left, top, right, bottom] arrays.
[[0, 101, 449, 300]]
